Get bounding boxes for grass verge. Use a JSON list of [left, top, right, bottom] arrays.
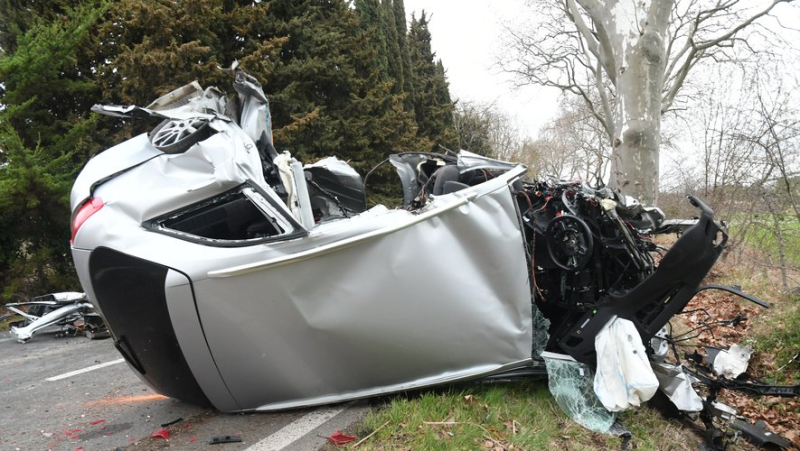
[[337, 381, 698, 450], [748, 297, 800, 385], [730, 216, 800, 267]]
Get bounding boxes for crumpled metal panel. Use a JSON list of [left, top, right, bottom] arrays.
[[191, 184, 533, 411], [713, 344, 753, 379], [456, 150, 519, 173], [652, 363, 703, 412], [83, 124, 269, 226]]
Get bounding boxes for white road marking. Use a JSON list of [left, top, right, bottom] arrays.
[[45, 358, 125, 381], [245, 405, 348, 451], [0, 338, 12, 343]]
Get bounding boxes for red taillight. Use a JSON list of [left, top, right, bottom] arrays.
[[71, 197, 104, 245]]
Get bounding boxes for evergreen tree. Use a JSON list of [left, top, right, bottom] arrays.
[[0, 2, 108, 299], [392, 0, 415, 107], [407, 12, 456, 151], [354, 0, 389, 81], [0, 0, 77, 53], [380, 0, 403, 94], [266, 0, 416, 170]]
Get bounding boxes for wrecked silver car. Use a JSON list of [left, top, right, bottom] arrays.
[[2, 292, 107, 343], [71, 67, 796, 446]]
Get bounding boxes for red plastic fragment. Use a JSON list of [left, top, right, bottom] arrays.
[[75, 447, 84, 451], [188, 437, 198, 443], [328, 430, 357, 445], [90, 420, 105, 425], [150, 428, 170, 439]]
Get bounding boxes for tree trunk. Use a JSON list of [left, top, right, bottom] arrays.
[[604, 0, 673, 206]]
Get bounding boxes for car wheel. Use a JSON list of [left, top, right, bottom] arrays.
[[149, 118, 211, 154]]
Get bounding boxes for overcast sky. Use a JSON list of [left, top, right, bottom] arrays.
[[403, 0, 562, 139], [403, 1, 800, 186]]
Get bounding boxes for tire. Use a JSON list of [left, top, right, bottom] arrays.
[[149, 118, 212, 154]]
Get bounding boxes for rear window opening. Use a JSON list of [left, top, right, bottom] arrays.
[[162, 192, 283, 240], [146, 184, 304, 245]]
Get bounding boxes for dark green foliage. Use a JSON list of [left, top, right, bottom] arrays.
[[0, 2, 106, 152], [264, 0, 417, 169], [0, 2, 109, 299], [355, 0, 390, 80], [0, 0, 78, 52], [392, 0, 415, 105], [0, 126, 80, 297], [380, 0, 403, 94], [408, 12, 457, 151]]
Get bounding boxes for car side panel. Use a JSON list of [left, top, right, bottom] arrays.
[[193, 186, 533, 410]]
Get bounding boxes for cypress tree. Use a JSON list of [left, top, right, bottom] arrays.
[[392, 0, 415, 107], [407, 12, 456, 151], [355, 0, 390, 81], [265, 0, 416, 169], [380, 0, 403, 94]]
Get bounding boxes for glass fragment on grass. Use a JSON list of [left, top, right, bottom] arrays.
[[543, 354, 615, 433]]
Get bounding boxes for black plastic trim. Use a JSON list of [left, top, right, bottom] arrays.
[[89, 247, 210, 406]]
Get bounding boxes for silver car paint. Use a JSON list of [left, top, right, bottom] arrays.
[[192, 180, 532, 411]]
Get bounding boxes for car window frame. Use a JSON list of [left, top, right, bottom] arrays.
[[142, 181, 308, 248]]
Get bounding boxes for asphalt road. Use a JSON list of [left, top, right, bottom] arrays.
[[0, 330, 368, 450]]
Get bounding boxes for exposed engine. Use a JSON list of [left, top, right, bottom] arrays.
[[515, 179, 663, 351]]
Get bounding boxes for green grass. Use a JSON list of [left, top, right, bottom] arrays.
[[345, 381, 696, 450], [730, 216, 800, 267], [747, 296, 800, 384]]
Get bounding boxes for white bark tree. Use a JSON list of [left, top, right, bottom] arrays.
[[502, 0, 794, 205]]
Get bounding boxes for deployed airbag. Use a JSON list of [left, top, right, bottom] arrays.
[[593, 317, 659, 412]]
